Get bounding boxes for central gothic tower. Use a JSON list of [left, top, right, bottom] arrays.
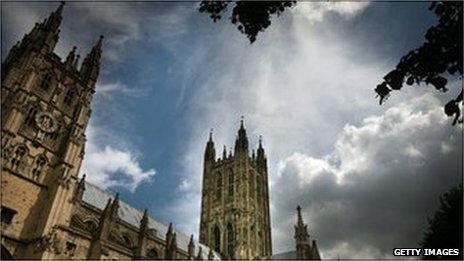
[[199, 119, 272, 259]]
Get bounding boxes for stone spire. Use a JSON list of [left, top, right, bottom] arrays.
[[196, 246, 203, 260], [164, 223, 177, 259], [88, 198, 113, 259], [222, 145, 227, 160], [294, 205, 319, 260], [256, 135, 267, 173], [204, 129, 216, 162], [80, 35, 103, 86], [65, 46, 77, 68], [72, 174, 86, 202], [135, 209, 149, 259], [234, 116, 249, 156], [188, 234, 195, 259]]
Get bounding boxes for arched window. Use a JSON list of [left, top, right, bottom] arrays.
[[147, 248, 160, 260], [25, 106, 38, 127], [227, 223, 234, 259], [31, 155, 47, 178], [256, 175, 261, 204], [122, 234, 133, 249], [215, 172, 222, 201], [40, 72, 52, 91], [228, 169, 234, 197], [64, 89, 75, 106], [213, 225, 221, 252], [11, 145, 26, 170], [84, 220, 98, 233]]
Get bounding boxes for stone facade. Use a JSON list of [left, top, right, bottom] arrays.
[[199, 120, 272, 260]]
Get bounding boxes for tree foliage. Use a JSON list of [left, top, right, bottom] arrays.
[[375, 1, 463, 125], [420, 184, 463, 260], [199, 1, 296, 43]]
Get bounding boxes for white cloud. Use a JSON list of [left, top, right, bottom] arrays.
[[271, 94, 461, 258], [80, 125, 156, 192], [294, 2, 370, 23], [96, 81, 143, 97]]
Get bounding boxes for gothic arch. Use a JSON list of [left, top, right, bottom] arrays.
[[121, 233, 134, 249], [213, 225, 221, 253], [226, 223, 234, 259], [1, 244, 14, 260], [146, 248, 160, 260]]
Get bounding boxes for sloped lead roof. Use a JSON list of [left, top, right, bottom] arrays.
[[82, 182, 220, 260]]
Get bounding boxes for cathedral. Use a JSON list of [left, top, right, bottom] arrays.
[[0, 3, 320, 260]]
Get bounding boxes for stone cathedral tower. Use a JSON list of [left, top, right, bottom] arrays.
[[199, 119, 272, 259], [1, 2, 103, 258]]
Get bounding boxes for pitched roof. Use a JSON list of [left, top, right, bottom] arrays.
[[82, 182, 220, 260]]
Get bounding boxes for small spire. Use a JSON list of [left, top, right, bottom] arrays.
[[297, 205, 304, 226], [74, 54, 80, 68], [188, 234, 195, 258], [79, 173, 86, 184], [240, 115, 244, 128], [223, 145, 227, 159], [259, 135, 263, 148], [56, 1, 65, 15], [209, 128, 213, 141], [196, 246, 203, 260], [95, 35, 104, 49], [167, 222, 173, 234]]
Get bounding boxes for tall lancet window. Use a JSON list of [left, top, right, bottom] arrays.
[[64, 89, 75, 106], [216, 172, 222, 201], [213, 225, 221, 252], [31, 155, 47, 178], [227, 223, 234, 258], [11, 145, 27, 170], [25, 106, 38, 127], [39, 72, 53, 91]]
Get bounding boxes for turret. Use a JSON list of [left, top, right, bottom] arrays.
[[72, 174, 86, 202], [256, 135, 267, 173], [2, 2, 64, 70], [294, 205, 313, 260], [234, 117, 249, 156], [80, 35, 103, 87], [65, 46, 77, 69], [204, 130, 216, 163]]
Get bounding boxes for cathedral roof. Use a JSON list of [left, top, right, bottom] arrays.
[[82, 182, 220, 260]]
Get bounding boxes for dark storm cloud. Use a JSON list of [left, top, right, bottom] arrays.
[[272, 94, 462, 258]]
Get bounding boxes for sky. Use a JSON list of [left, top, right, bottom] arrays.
[[2, 1, 462, 259]]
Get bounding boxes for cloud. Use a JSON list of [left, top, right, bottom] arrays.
[[96, 81, 143, 98], [272, 94, 462, 258], [80, 125, 156, 193], [168, 2, 461, 258], [294, 2, 370, 23]]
